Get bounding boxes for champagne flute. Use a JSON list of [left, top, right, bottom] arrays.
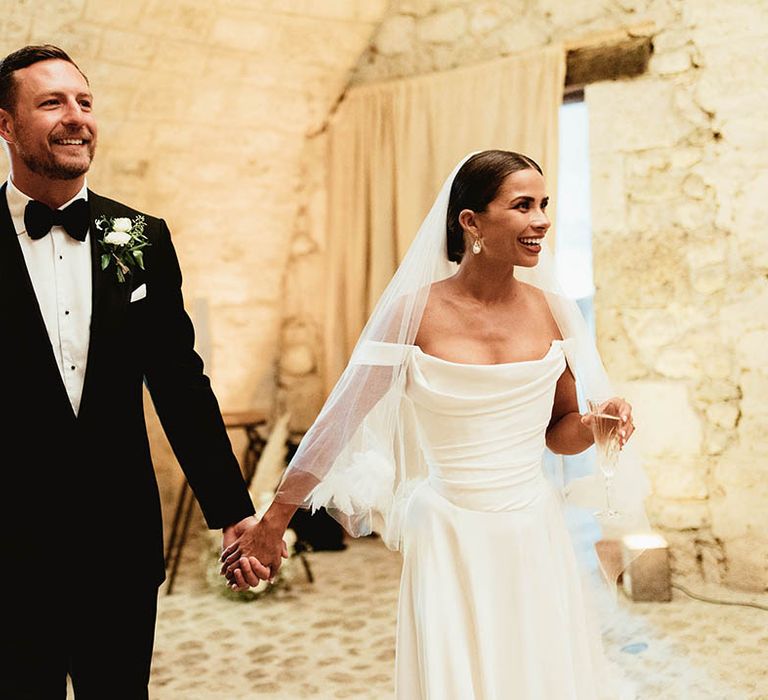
[[587, 399, 622, 519]]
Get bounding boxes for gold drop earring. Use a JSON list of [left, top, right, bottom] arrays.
[[472, 237, 482, 255]]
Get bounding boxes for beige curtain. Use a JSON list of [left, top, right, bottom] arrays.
[[324, 46, 566, 390]]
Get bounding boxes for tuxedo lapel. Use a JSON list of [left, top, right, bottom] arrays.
[[78, 192, 132, 421], [0, 183, 77, 422]]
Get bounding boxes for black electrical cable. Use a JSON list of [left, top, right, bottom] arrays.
[[671, 582, 768, 612]]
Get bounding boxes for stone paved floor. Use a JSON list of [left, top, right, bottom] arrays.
[[148, 520, 768, 699]]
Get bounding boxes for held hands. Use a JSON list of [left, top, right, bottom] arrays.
[[580, 396, 635, 448], [219, 515, 289, 592]]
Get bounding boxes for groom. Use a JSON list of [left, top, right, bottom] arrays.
[[0, 45, 268, 698]]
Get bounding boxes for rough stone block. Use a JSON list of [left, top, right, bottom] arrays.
[[735, 332, 768, 372], [138, 0, 218, 40], [703, 426, 732, 457], [596, 307, 648, 381], [698, 539, 725, 585], [395, 0, 436, 17], [661, 529, 700, 578], [416, 7, 467, 44], [374, 15, 417, 56], [83, 0, 142, 25], [588, 151, 628, 235], [738, 372, 768, 425], [646, 496, 710, 531], [645, 456, 709, 501], [0, 14, 32, 48], [689, 261, 729, 295], [696, 350, 733, 383], [730, 172, 768, 266], [593, 250, 689, 310], [705, 402, 739, 430], [587, 79, 692, 152], [650, 48, 692, 76], [152, 41, 209, 77], [620, 308, 690, 355], [268, 0, 387, 22], [718, 280, 768, 344], [684, 2, 768, 49], [710, 476, 768, 543], [468, 2, 510, 36], [653, 348, 700, 380], [723, 537, 768, 592]]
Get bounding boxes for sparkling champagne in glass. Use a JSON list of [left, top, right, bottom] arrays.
[[587, 399, 622, 519]]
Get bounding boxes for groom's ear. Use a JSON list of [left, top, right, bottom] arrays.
[[0, 108, 13, 145]]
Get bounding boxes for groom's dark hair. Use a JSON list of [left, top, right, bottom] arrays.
[[446, 150, 543, 263], [0, 44, 88, 113]]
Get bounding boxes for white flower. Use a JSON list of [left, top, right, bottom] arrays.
[[112, 217, 133, 232], [104, 230, 132, 246]]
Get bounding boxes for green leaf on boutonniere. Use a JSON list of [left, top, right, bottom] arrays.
[[101, 253, 111, 271]]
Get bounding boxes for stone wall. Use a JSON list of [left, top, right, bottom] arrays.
[[282, 0, 768, 589]]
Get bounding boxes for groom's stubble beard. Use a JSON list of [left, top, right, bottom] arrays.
[[13, 121, 96, 181]]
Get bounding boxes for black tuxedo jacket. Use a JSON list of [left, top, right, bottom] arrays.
[[0, 185, 255, 586]]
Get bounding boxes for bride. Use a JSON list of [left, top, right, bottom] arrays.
[[222, 150, 649, 698]]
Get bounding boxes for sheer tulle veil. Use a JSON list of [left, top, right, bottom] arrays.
[[275, 151, 651, 587]]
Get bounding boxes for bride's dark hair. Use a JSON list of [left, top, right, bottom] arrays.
[[446, 149, 543, 263]]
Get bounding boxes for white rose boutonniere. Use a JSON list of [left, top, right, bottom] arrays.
[[95, 214, 151, 283], [103, 230, 132, 246], [112, 217, 133, 232]]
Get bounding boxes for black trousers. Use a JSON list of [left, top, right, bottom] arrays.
[[1, 581, 159, 699]]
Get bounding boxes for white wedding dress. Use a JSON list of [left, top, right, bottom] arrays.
[[395, 339, 628, 699]]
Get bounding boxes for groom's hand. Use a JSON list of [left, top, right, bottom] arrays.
[[220, 516, 271, 589], [220, 517, 289, 591]]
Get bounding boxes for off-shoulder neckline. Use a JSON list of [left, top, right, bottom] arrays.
[[413, 339, 563, 368]]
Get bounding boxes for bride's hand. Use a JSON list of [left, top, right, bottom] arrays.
[[220, 518, 289, 591], [580, 397, 635, 448]]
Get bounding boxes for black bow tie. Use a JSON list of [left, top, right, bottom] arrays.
[[24, 198, 90, 242]]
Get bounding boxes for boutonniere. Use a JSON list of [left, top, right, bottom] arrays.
[[95, 214, 151, 283]]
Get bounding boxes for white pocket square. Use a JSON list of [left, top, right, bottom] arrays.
[[130, 283, 147, 303]]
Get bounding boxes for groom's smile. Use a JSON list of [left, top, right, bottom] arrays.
[[49, 131, 94, 157]]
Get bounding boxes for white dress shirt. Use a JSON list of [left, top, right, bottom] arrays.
[[6, 177, 92, 415]]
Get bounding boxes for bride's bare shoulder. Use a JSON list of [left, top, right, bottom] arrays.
[[421, 280, 459, 319], [519, 280, 547, 301], [429, 277, 453, 292], [415, 280, 457, 342], [518, 281, 562, 335], [426, 278, 455, 303]]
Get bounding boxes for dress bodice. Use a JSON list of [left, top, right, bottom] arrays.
[[406, 340, 567, 511]]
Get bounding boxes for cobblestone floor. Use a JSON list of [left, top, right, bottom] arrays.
[[148, 521, 768, 699]]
